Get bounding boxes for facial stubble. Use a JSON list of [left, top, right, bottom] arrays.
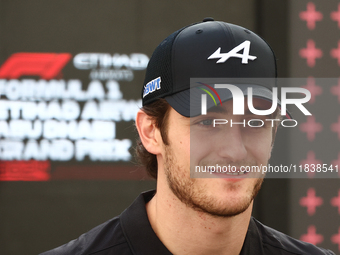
[[164, 145, 263, 218]]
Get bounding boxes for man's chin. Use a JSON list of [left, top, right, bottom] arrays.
[[164, 144, 264, 218], [185, 178, 263, 218], [190, 198, 253, 218]]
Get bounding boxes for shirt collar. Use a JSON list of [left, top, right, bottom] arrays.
[[120, 190, 173, 255], [240, 217, 264, 255], [120, 190, 264, 255]]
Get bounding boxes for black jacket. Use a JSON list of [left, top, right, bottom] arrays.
[[40, 190, 335, 255]]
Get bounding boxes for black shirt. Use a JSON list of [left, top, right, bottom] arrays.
[[40, 190, 335, 255]]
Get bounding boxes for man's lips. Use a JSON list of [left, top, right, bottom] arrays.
[[192, 165, 263, 179], [208, 167, 249, 177]]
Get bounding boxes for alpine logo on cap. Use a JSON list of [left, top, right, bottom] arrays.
[[208, 40, 257, 64], [143, 77, 161, 98]]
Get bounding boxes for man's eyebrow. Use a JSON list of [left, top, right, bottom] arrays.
[[207, 105, 274, 116], [208, 105, 270, 116], [244, 107, 275, 117], [244, 109, 263, 115], [207, 105, 227, 113]]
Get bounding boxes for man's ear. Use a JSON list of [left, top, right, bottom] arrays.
[[135, 110, 163, 155]]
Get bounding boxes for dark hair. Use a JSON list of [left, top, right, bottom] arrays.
[[135, 99, 171, 179]]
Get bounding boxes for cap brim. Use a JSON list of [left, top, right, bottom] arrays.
[[165, 84, 292, 118]]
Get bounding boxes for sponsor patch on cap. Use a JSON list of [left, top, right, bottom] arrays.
[[143, 77, 161, 98]]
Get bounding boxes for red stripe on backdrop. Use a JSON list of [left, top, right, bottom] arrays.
[[0, 161, 150, 181], [0, 160, 51, 181], [51, 165, 151, 180]]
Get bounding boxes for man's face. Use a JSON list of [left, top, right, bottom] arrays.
[[162, 98, 274, 217]]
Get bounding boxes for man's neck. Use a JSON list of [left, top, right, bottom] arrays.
[[146, 180, 252, 255]]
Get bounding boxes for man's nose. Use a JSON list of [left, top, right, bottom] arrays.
[[216, 125, 247, 163]]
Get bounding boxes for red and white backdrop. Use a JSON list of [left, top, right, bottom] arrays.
[[0, 0, 339, 254], [0, 51, 149, 180], [289, 0, 340, 253], [0, 2, 260, 254]]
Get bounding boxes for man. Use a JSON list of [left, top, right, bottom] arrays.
[[41, 18, 334, 255]]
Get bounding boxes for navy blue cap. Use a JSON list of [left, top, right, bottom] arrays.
[[142, 18, 278, 117]]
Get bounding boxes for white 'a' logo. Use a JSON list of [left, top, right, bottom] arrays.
[[207, 40, 257, 64]]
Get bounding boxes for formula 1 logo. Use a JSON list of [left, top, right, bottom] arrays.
[[0, 53, 71, 79], [208, 40, 257, 64]]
